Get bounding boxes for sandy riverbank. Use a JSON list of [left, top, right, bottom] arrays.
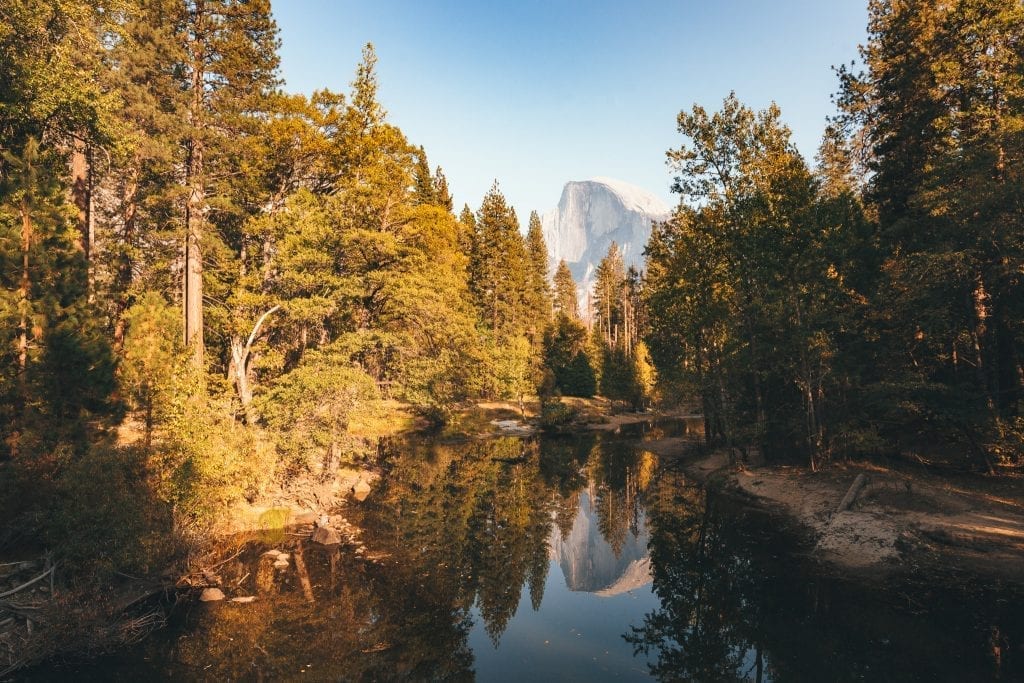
[[644, 442, 1024, 580]]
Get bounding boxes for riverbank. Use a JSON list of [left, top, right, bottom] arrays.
[[445, 396, 695, 437], [651, 444, 1024, 581]]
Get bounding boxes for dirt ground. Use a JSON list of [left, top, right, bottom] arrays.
[[660, 447, 1024, 580]]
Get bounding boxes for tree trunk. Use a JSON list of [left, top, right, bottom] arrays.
[[113, 162, 140, 350], [972, 275, 995, 417], [70, 137, 92, 262], [229, 305, 280, 423], [229, 340, 254, 422], [144, 383, 154, 450], [184, 4, 206, 368], [13, 196, 32, 458]]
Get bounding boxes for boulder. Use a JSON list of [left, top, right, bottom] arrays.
[[230, 596, 256, 604], [199, 587, 225, 602], [352, 479, 372, 502], [311, 526, 341, 545]]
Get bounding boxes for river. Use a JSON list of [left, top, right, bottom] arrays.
[[29, 419, 1024, 681]]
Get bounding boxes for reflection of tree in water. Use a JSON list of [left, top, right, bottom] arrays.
[[626, 470, 760, 681], [627, 468, 1024, 682], [588, 438, 655, 559], [156, 432, 669, 679]]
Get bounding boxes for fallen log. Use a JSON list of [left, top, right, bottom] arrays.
[[836, 473, 868, 514], [0, 564, 55, 599]]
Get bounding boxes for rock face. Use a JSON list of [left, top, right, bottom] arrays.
[[542, 177, 670, 303]]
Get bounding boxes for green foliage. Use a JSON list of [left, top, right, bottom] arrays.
[[469, 182, 530, 339], [157, 392, 276, 533], [593, 242, 626, 343], [543, 315, 597, 398], [647, 94, 867, 465], [120, 292, 182, 444], [832, 0, 1024, 465], [0, 136, 118, 458], [259, 351, 380, 478], [48, 444, 174, 575], [553, 259, 579, 319], [492, 335, 535, 408], [524, 211, 552, 339], [539, 396, 577, 429]]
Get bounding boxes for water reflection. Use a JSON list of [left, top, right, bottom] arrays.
[[28, 418, 1024, 681], [361, 432, 658, 649], [629, 466, 1024, 682]]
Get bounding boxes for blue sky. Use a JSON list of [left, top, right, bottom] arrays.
[[273, 0, 868, 221]]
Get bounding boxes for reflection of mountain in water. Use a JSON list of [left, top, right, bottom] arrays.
[[550, 490, 651, 595]]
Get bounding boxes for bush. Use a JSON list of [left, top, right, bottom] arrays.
[[48, 444, 176, 576], [258, 351, 380, 479], [539, 396, 576, 429]]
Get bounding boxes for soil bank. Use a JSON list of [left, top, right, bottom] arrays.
[[643, 440, 1024, 582]]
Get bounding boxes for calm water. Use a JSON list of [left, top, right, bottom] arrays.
[[28, 419, 1024, 681]]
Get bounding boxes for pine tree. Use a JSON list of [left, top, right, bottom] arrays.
[[457, 204, 476, 258], [0, 137, 115, 458], [543, 315, 597, 398], [648, 93, 859, 465], [180, 0, 281, 367], [413, 146, 437, 205], [553, 259, 579, 319], [524, 210, 552, 340], [433, 166, 454, 212], [102, 0, 188, 347], [592, 242, 625, 346], [469, 182, 529, 338], [836, 0, 1024, 463]]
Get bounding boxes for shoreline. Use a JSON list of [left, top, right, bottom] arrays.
[[644, 442, 1024, 582], [9, 411, 1023, 675]]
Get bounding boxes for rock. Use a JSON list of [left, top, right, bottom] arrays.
[[273, 559, 289, 570], [542, 178, 669, 307], [230, 596, 256, 604], [353, 479, 372, 502], [199, 587, 225, 602], [293, 511, 317, 525], [311, 526, 341, 545]]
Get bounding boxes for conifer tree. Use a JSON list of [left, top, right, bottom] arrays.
[[456, 203, 476, 258], [413, 146, 437, 205], [102, 0, 188, 346], [433, 167, 454, 212], [592, 242, 626, 346], [836, 0, 1024, 461], [470, 182, 529, 338], [524, 210, 552, 340], [553, 260, 579, 319], [179, 0, 281, 367]]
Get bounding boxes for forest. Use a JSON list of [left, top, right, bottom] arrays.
[[0, 0, 1021, 645], [647, 0, 1023, 473]]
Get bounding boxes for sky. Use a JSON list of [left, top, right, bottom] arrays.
[[273, 0, 869, 221]]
